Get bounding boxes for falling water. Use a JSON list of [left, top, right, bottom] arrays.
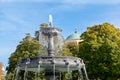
[[37, 60, 41, 80], [78, 64, 83, 80], [35, 72, 37, 80], [59, 72, 61, 80], [69, 71, 72, 80], [39, 30, 48, 53], [24, 65, 28, 80], [53, 58, 56, 80], [67, 62, 72, 80], [13, 66, 20, 80], [35, 64, 41, 80], [67, 64, 70, 73], [82, 64, 89, 80], [55, 34, 64, 54], [53, 64, 55, 80]]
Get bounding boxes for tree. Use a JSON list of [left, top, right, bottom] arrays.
[[0, 62, 5, 80], [6, 34, 44, 80], [79, 23, 120, 80], [66, 42, 79, 57]]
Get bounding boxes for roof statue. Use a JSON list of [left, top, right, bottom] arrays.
[[75, 27, 78, 33]]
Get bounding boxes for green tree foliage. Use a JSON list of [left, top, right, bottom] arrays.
[[0, 62, 5, 80], [79, 23, 120, 80], [60, 44, 73, 57], [6, 34, 44, 80], [66, 42, 79, 57]]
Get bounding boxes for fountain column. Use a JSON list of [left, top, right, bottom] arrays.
[[48, 33, 54, 56]]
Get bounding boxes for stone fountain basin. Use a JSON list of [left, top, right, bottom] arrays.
[[17, 56, 84, 72]]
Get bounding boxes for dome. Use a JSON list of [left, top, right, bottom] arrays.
[[65, 28, 83, 45], [66, 28, 80, 40], [66, 33, 80, 40]]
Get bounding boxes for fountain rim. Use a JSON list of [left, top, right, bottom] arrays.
[[16, 56, 84, 72]]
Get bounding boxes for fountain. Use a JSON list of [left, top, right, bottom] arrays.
[[13, 15, 89, 80]]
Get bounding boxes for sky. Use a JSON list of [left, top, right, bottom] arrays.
[[1, 0, 120, 72]]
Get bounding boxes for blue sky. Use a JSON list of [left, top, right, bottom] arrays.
[[1, 0, 120, 71]]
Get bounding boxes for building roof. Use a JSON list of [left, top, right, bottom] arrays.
[[66, 33, 80, 40], [66, 28, 80, 40]]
